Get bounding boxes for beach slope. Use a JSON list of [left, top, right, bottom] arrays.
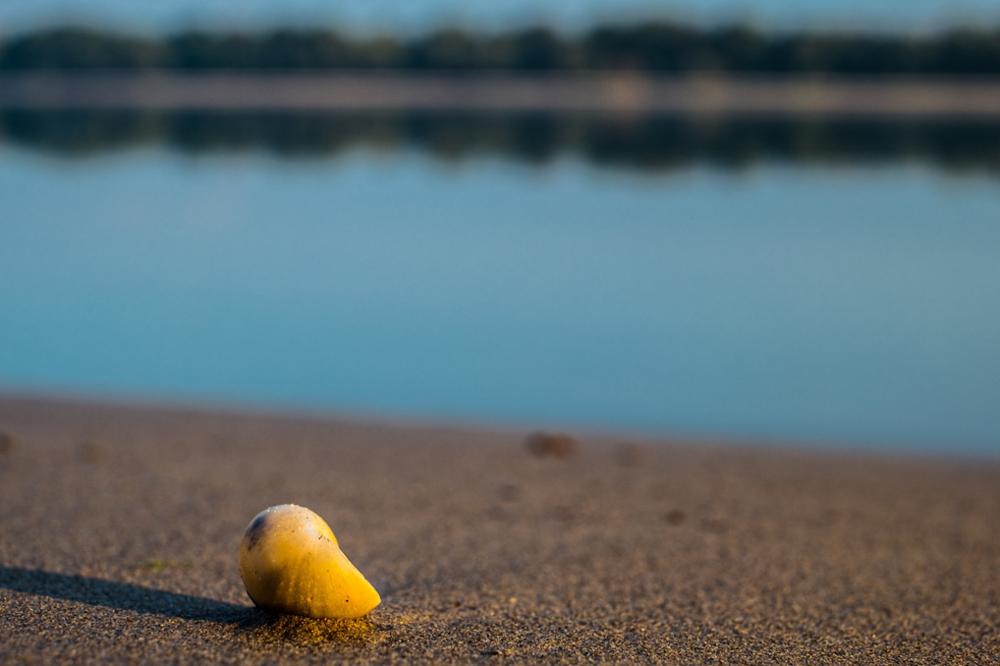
[[0, 395, 997, 663]]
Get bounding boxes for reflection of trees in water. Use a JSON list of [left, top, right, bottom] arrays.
[[2, 110, 999, 174]]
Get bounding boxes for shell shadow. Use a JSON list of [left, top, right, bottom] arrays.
[[0, 565, 251, 622], [234, 611, 379, 647], [0, 566, 379, 645]]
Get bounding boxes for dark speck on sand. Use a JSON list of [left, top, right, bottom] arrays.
[[0, 396, 998, 663], [664, 509, 686, 526], [0, 430, 15, 455], [524, 432, 578, 459]]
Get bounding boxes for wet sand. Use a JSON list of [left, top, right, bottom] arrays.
[[0, 394, 997, 663], [3, 73, 1000, 116]]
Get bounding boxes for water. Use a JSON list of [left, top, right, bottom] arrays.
[[2, 114, 999, 455], [4, 0, 1000, 33]]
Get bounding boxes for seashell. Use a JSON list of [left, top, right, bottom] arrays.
[[239, 504, 381, 618]]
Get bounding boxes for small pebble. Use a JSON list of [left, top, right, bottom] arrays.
[[664, 509, 686, 526], [525, 432, 577, 459]]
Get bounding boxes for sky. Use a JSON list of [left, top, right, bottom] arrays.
[[1, 0, 998, 35]]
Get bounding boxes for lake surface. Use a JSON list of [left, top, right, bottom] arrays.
[[5, 0, 1000, 33], [1, 113, 999, 454]]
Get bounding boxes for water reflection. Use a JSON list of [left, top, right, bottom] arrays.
[[3, 109, 1000, 175], [2, 107, 999, 454]]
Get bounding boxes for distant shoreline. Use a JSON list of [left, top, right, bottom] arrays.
[[4, 73, 1000, 116]]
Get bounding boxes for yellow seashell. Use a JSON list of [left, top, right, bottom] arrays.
[[238, 504, 381, 618]]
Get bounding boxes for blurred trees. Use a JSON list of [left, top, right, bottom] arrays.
[[4, 110, 1000, 176], [0, 28, 163, 69], [2, 24, 1000, 75]]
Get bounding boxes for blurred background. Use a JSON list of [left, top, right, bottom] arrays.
[[1, 1, 999, 455]]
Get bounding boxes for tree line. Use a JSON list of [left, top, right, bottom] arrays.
[[1, 24, 1000, 75]]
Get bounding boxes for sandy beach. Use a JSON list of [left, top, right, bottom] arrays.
[[0, 394, 997, 663], [4, 73, 1000, 116]]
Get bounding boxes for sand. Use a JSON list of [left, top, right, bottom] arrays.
[[4, 73, 1000, 116], [0, 394, 997, 663]]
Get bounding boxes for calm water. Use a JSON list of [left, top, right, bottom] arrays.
[[5, 0, 1000, 33], [2, 117, 999, 454]]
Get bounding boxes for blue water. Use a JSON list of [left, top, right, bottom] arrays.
[[1, 146, 999, 454], [4, 0, 998, 34]]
